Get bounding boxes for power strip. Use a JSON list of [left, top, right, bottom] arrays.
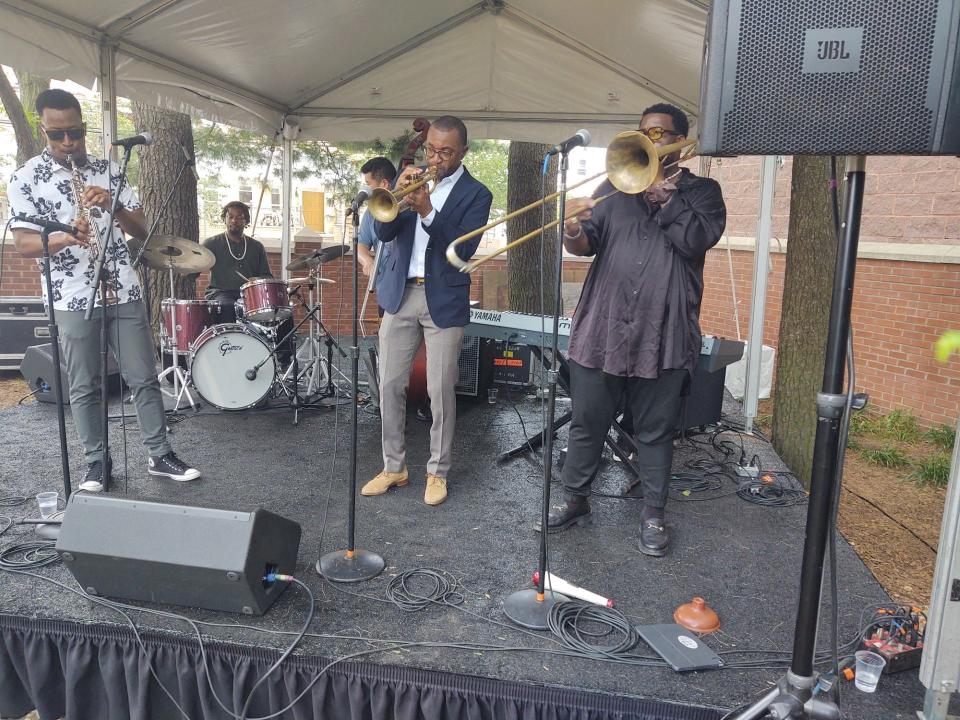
[[735, 464, 760, 478]]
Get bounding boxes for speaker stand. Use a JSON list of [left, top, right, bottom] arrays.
[[732, 157, 865, 720]]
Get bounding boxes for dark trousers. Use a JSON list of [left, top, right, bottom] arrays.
[[560, 360, 687, 510]]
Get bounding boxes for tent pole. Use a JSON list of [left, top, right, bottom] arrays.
[[98, 41, 118, 160], [281, 134, 293, 280], [743, 155, 776, 434]]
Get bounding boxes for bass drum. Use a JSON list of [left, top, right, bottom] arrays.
[[190, 324, 276, 410]]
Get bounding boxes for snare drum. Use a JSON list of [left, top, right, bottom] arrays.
[[160, 299, 220, 354], [189, 324, 276, 410], [240, 278, 291, 324]]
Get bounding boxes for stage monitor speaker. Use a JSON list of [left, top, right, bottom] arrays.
[[699, 0, 960, 155], [57, 495, 302, 615], [19, 343, 120, 404]]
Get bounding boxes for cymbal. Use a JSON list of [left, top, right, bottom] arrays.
[[286, 244, 349, 272], [137, 235, 216, 274], [287, 276, 336, 285]]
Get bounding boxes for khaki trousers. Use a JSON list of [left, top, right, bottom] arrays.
[[378, 285, 464, 478]]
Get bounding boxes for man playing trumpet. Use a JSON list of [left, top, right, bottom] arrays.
[[362, 116, 492, 506]]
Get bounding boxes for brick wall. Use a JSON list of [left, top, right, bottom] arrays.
[[699, 247, 960, 427]]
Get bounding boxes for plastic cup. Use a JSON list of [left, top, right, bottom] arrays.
[[36, 492, 59, 520], [487, 387, 499, 405], [854, 650, 886, 692]]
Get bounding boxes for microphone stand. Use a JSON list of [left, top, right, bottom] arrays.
[[316, 204, 384, 582], [39, 227, 73, 517], [732, 157, 867, 720], [83, 145, 134, 492], [503, 150, 570, 629]]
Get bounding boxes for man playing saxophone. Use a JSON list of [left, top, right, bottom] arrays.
[[8, 88, 201, 491]]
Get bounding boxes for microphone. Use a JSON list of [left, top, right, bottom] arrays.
[[532, 570, 614, 607], [14, 214, 79, 236], [347, 187, 371, 215], [111, 132, 154, 150], [179, 141, 199, 180], [546, 129, 591, 156], [245, 368, 258, 381]]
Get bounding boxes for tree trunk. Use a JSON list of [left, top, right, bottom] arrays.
[[506, 142, 559, 315], [771, 156, 841, 489], [0, 69, 46, 165], [130, 102, 199, 334]]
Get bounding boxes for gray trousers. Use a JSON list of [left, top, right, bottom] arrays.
[[560, 361, 687, 509], [55, 301, 171, 464], [378, 285, 464, 478]]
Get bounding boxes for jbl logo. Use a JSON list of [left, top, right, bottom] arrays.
[[803, 28, 863, 74], [817, 40, 851, 60]]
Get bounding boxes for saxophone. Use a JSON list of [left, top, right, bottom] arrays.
[[67, 154, 118, 304]]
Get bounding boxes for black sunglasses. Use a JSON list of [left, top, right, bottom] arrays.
[[42, 124, 86, 142]]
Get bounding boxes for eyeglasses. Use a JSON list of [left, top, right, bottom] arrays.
[[637, 127, 678, 142], [42, 124, 86, 142], [424, 145, 458, 161]]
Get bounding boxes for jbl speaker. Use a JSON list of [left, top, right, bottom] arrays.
[[57, 495, 302, 615], [19, 343, 121, 404], [699, 0, 960, 155]]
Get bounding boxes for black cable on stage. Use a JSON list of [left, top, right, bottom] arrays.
[[547, 600, 641, 662], [0, 539, 60, 569], [385, 568, 465, 612]]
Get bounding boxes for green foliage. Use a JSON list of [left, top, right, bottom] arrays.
[[909, 452, 951, 488], [466, 140, 508, 214], [925, 424, 957, 452], [849, 410, 884, 436], [935, 330, 960, 362], [193, 120, 276, 172], [849, 408, 921, 443], [860, 446, 909, 468]]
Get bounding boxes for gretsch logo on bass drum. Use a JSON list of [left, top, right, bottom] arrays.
[[219, 339, 243, 356]]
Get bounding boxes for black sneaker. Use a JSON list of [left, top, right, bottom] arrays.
[[639, 519, 669, 557], [148, 453, 201, 482], [80, 460, 107, 492]]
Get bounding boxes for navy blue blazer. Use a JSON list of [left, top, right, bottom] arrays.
[[374, 167, 492, 328]]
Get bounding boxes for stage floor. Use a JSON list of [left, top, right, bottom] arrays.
[[0, 384, 949, 719]]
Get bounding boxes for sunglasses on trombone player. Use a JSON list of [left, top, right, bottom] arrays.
[[636, 126, 680, 142]]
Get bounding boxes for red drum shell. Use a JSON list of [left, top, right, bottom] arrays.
[[240, 278, 291, 324], [160, 299, 220, 353]]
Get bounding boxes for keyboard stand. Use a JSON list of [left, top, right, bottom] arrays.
[[498, 347, 643, 492]]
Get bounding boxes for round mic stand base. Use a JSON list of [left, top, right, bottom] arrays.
[[503, 588, 566, 630], [316, 549, 385, 583], [733, 672, 839, 720]]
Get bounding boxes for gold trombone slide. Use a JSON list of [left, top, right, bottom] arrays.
[[445, 131, 696, 273]]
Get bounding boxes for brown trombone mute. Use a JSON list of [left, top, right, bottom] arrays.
[[674, 597, 720, 633]]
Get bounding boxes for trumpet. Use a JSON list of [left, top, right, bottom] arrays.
[[445, 131, 696, 273], [367, 166, 439, 223]]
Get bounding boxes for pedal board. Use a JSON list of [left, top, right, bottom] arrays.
[[636, 623, 724, 672]]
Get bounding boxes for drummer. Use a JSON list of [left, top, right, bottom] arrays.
[[202, 201, 273, 322]]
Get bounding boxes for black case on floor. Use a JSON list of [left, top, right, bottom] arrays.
[[0, 297, 49, 370]]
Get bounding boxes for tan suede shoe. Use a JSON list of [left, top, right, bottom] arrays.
[[424, 474, 447, 505], [360, 468, 409, 496]]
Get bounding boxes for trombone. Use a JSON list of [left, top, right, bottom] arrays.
[[445, 131, 696, 273], [367, 166, 439, 223]]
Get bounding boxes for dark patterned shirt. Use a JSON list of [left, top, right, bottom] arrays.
[[7, 149, 143, 311], [567, 169, 726, 378]]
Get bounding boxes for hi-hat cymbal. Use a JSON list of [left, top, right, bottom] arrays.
[[286, 244, 349, 272], [137, 235, 215, 274], [287, 276, 336, 285]]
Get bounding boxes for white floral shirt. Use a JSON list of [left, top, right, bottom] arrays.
[[7, 149, 143, 312]]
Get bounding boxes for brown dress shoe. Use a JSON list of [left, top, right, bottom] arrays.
[[424, 474, 447, 505], [361, 468, 409, 496]]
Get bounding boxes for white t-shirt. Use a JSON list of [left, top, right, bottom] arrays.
[[407, 163, 465, 279]]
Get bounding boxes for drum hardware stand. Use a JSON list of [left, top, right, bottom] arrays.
[[155, 258, 198, 413], [316, 203, 384, 582]]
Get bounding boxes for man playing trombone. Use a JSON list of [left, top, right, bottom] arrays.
[[361, 116, 493, 506], [545, 103, 726, 557]]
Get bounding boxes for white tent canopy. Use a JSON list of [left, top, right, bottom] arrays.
[[0, 0, 708, 143]]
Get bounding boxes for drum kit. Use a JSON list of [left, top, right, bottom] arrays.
[[139, 235, 346, 421]]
